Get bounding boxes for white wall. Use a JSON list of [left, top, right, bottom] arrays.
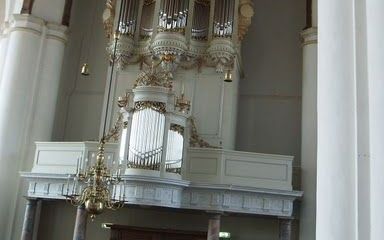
[[37, 201, 279, 240], [236, 0, 305, 172]]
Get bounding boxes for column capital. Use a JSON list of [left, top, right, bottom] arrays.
[[8, 14, 45, 35], [46, 23, 68, 43], [301, 27, 318, 46], [7, 14, 69, 42]]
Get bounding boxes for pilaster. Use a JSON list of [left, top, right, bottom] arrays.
[[299, 27, 317, 240]]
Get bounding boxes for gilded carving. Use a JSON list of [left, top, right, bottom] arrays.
[[170, 124, 184, 135], [134, 101, 167, 114], [104, 112, 124, 142], [103, 0, 116, 39], [238, 0, 254, 41], [189, 118, 220, 148], [134, 61, 173, 89]]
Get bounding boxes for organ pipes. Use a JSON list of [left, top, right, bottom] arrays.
[[118, 0, 140, 36], [158, 0, 190, 32], [192, 0, 210, 40], [213, 0, 235, 37]]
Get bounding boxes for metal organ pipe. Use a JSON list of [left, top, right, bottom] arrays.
[[192, 1, 210, 40], [213, 0, 234, 38], [159, 0, 189, 32], [118, 0, 140, 36]]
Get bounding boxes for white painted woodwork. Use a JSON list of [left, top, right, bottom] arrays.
[[32, 142, 119, 174], [31, 142, 293, 192], [21, 173, 301, 218], [23, 140, 300, 217], [186, 148, 293, 191]]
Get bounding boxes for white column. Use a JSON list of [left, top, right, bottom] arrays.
[[299, 27, 317, 240], [317, 1, 357, 240], [366, 1, 384, 239], [0, 13, 68, 239], [25, 23, 68, 169], [0, 15, 45, 239]]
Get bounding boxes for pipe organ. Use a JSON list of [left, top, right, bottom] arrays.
[[102, 0, 254, 178]]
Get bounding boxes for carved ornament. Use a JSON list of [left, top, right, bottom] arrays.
[[238, 0, 255, 41], [102, 0, 116, 39], [189, 118, 220, 149]]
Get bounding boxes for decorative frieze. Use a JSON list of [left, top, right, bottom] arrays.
[[21, 173, 301, 218]]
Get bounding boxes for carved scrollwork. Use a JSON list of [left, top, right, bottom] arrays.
[[238, 0, 255, 41], [107, 35, 135, 70], [104, 112, 124, 142], [134, 101, 166, 114], [170, 124, 184, 135], [189, 118, 220, 148], [152, 32, 188, 57], [134, 70, 173, 89], [207, 38, 236, 73], [102, 0, 116, 39]]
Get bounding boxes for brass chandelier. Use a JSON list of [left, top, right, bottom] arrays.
[[64, 0, 127, 220]]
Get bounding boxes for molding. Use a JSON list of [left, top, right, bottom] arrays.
[[301, 27, 318, 46], [8, 14, 45, 36], [20, 172, 302, 218]]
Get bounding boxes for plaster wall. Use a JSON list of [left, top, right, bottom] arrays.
[[237, 0, 305, 169], [52, 0, 108, 142]]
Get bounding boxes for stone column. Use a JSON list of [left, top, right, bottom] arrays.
[[299, 27, 317, 240], [20, 199, 39, 240], [279, 218, 293, 240], [73, 205, 88, 240], [317, 0, 357, 239], [207, 214, 221, 240], [0, 1, 70, 239]]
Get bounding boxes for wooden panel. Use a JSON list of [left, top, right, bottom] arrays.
[[110, 226, 206, 240]]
